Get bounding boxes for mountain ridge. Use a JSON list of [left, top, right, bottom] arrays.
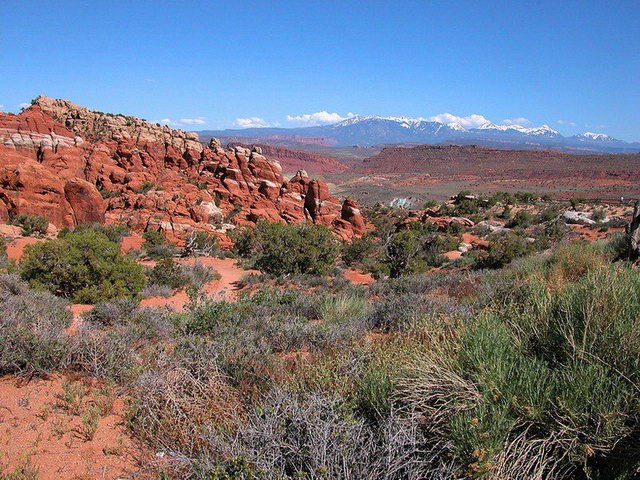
[[201, 116, 640, 154]]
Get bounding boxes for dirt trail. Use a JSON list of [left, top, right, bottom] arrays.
[[140, 257, 256, 311]]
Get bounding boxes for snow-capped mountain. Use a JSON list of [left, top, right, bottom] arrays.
[[573, 132, 616, 142], [200, 116, 640, 153]]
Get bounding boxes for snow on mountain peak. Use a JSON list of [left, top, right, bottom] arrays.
[[577, 132, 614, 141]]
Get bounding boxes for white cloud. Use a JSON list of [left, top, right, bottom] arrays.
[[145, 78, 157, 84], [502, 117, 531, 127], [158, 116, 207, 127], [557, 119, 576, 127], [234, 117, 270, 128], [428, 113, 491, 129], [18, 102, 30, 109], [179, 117, 206, 125], [286, 111, 355, 125], [0, 104, 4, 110]]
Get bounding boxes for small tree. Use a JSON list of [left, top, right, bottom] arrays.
[[234, 221, 339, 276], [20, 229, 145, 303]]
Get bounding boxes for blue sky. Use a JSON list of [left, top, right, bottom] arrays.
[[1, 1, 639, 140]]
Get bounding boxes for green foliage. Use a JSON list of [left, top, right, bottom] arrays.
[[382, 229, 457, 277], [475, 232, 533, 269], [9, 214, 48, 237], [19, 229, 144, 303], [147, 259, 189, 290], [403, 255, 640, 477], [233, 221, 339, 276], [138, 181, 156, 193], [591, 208, 606, 223], [506, 209, 534, 228], [341, 233, 379, 268], [59, 223, 129, 244], [142, 230, 178, 259]]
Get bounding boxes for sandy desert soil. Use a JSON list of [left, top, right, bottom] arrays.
[[0, 375, 150, 480]]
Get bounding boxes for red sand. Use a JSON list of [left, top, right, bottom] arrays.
[[343, 269, 374, 285], [6, 237, 44, 262], [0, 375, 148, 480]]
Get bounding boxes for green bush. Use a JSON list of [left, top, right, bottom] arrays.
[[19, 229, 145, 303], [477, 232, 532, 269], [233, 221, 339, 276], [146, 259, 189, 290], [142, 230, 178, 259], [341, 233, 379, 268], [506, 210, 534, 228], [402, 263, 640, 478], [60, 223, 129, 244], [9, 214, 48, 237]]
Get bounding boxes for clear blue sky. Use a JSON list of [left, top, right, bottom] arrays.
[[1, 1, 639, 140]]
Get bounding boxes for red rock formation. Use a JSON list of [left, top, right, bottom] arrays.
[[230, 143, 348, 174], [0, 97, 366, 241]]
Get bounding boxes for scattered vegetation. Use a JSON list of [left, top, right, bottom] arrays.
[[1, 192, 637, 479]]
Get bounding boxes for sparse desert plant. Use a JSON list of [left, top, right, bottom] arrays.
[[19, 229, 144, 303], [78, 404, 101, 441], [142, 230, 178, 259], [146, 258, 189, 290], [9, 214, 49, 237], [0, 275, 72, 375], [141, 283, 173, 298]]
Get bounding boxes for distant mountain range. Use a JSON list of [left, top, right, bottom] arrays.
[[200, 116, 640, 154]]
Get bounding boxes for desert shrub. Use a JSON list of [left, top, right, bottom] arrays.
[[19, 229, 145, 303], [537, 205, 561, 223], [181, 262, 219, 288], [0, 236, 8, 270], [606, 231, 630, 260], [198, 388, 455, 480], [382, 230, 426, 278], [488, 191, 516, 206], [142, 230, 178, 259], [9, 214, 48, 237], [591, 208, 607, 223], [514, 191, 536, 204], [233, 221, 339, 276], [61, 223, 129, 244], [0, 274, 71, 375], [127, 348, 239, 455], [341, 233, 379, 268], [147, 258, 189, 290], [141, 283, 173, 298], [83, 298, 139, 326], [475, 232, 533, 269], [380, 229, 458, 278], [72, 325, 140, 383], [506, 209, 533, 228], [400, 262, 640, 478]]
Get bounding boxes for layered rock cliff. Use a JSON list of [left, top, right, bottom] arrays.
[[0, 97, 365, 240]]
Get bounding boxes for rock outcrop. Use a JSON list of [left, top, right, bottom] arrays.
[[0, 97, 365, 241]]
